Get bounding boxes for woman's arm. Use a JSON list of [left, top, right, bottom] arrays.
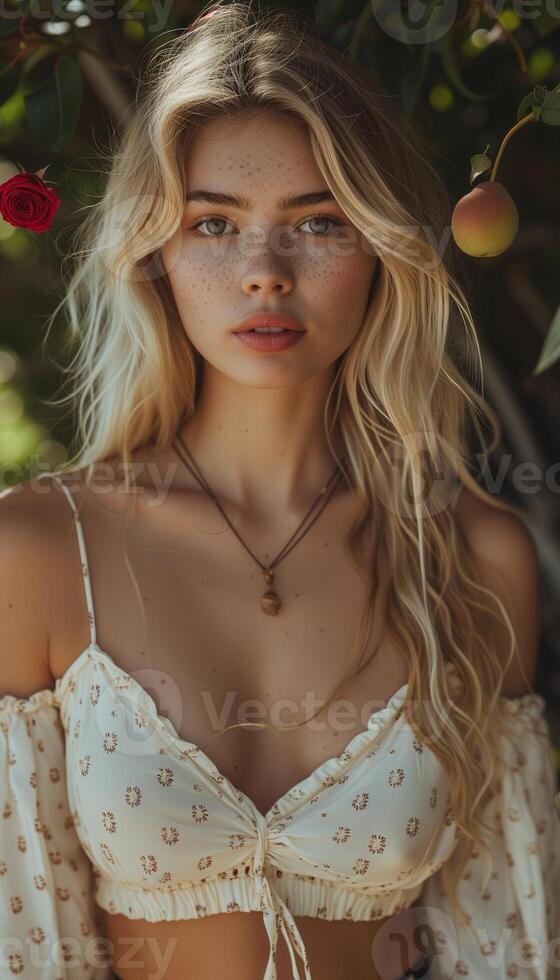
[[0, 484, 112, 978], [455, 487, 541, 698]]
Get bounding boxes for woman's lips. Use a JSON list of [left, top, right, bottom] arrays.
[[233, 330, 306, 351], [233, 312, 305, 332]]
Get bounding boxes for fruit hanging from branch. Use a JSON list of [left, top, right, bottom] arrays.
[[451, 178, 518, 258], [451, 83, 560, 259]]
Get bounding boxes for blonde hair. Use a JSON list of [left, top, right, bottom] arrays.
[[42, 0, 536, 938]]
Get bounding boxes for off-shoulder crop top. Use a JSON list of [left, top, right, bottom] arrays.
[[51, 475, 462, 980]]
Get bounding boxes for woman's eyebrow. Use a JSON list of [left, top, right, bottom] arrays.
[[184, 190, 336, 210]]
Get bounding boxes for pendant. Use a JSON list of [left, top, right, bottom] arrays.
[[261, 567, 282, 615]]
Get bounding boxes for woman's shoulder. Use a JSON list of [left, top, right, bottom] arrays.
[[453, 484, 539, 576], [453, 485, 540, 699], [0, 478, 66, 699], [0, 467, 92, 530]]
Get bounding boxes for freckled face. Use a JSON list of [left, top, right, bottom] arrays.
[[160, 110, 378, 386]]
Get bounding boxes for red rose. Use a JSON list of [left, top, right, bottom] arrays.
[[0, 172, 61, 233]]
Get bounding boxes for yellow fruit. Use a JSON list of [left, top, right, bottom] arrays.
[[451, 180, 519, 257]]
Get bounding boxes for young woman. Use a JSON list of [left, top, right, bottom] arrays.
[[1, 2, 558, 979]]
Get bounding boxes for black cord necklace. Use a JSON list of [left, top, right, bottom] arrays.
[[171, 431, 346, 615]]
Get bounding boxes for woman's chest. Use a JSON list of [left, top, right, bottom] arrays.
[[67, 659, 449, 885], [52, 485, 409, 816]]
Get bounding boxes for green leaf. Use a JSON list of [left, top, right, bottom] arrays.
[[470, 151, 492, 183], [533, 304, 560, 376], [0, 60, 19, 105], [20, 46, 58, 96], [517, 91, 536, 121], [541, 90, 560, 126], [533, 84, 548, 104], [24, 53, 82, 152]]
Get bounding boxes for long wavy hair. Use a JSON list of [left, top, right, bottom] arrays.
[[42, 0, 536, 937]]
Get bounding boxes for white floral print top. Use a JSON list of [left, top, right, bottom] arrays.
[[0, 475, 559, 979]]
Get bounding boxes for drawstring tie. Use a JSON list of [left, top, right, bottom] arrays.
[[253, 815, 313, 980]]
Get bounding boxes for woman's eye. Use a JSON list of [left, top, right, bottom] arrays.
[[190, 214, 343, 237], [191, 217, 235, 236], [298, 215, 342, 235]]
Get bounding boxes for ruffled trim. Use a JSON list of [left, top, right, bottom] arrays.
[[498, 691, 547, 717], [53, 643, 96, 707], [55, 648, 467, 826], [265, 675, 417, 821], [58, 644, 427, 825], [93, 866, 422, 924], [94, 867, 265, 922], [0, 686, 58, 715], [272, 869, 423, 921], [55, 645, 551, 825], [266, 660, 464, 821], [497, 690, 550, 746]]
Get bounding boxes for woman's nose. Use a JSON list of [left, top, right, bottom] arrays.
[[241, 267, 294, 296]]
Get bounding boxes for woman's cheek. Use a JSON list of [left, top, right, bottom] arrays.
[[160, 232, 192, 282]]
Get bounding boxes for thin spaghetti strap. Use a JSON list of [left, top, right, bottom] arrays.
[[50, 474, 97, 646]]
